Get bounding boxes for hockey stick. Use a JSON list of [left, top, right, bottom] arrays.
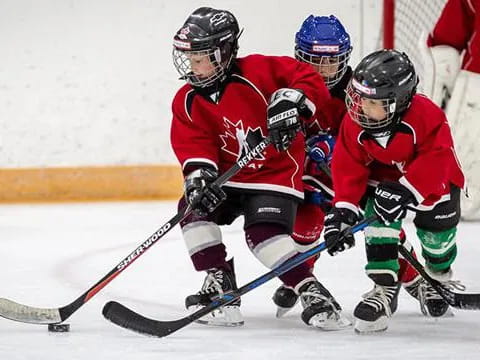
[[0, 137, 271, 325], [101, 216, 377, 337], [399, 244, 480, 310]]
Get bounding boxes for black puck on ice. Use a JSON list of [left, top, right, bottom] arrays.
[[48, 323, 70, 332]]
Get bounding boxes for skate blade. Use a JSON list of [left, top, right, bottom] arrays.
[[276, 306, 294, 318], [189, 305, 244, 327], [309, 312, 352, 331], [354, 316, 388, 334]]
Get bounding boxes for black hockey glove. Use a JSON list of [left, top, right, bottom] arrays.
[[184, 168, 227, 217], [373, 181, 416, 225], [324, 207, 359, 256], [267, 88, 315, 151]]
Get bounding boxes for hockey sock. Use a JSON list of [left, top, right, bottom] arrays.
[[182, 220, 227, 271], [364, 198, 401, 285], [245, 223, 314, 288], [417, 227, 457, 272], [290, 203, 325, 269]]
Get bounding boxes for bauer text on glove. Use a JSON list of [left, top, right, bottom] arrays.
[[373, 181, 416, 225]]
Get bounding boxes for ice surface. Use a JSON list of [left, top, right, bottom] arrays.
[[1, 201, 479, 360]]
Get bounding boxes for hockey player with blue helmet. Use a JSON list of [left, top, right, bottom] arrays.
[[271, 15, 354, 330], [295, 15, 352, 90]]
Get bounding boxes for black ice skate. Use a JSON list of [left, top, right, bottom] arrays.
[[402, 275, 422, 300], [185, 260, 243, 327], [272, 284, 299, 317], [353, 283, 400, 334], [417, 268, 464, 317], [402, 276, 451, 316], [298, 280, 351, 330]]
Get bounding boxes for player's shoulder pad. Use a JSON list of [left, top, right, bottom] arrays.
[[403, 94, 447, 132], [238, 54, 298, 67], [172, 83, 196, 119]]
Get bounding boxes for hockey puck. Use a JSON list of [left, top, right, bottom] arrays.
[[48, 323, 70, 332]]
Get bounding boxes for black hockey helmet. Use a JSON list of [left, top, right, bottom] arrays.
[[345, 49, 418, 136], [172, 7, 241, 88]]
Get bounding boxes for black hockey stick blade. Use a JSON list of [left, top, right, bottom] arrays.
[[103, 301, 192, 337], [102, 216, 377, 337], [103, 286, 243, 338], [399, 244, 480, 310]]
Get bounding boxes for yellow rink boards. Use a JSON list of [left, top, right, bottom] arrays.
[[0, 165, 184, 202]]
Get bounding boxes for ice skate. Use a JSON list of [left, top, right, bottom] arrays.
[[185, 261, 243, 327], [299, 280, 351, 330], [417, 268, 465, 318], [353, 283, 400, 334], [403, 275, 422, 300]]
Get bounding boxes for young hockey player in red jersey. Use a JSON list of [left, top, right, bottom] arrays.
[[323, 49, 465, 333], [271, 15, 421, 320], [170, 7, 349, 330]]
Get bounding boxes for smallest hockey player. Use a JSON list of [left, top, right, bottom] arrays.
[[323, 49, 465, 333]]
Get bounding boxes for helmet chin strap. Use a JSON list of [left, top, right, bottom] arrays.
[[213, 48, 222, 63], [367, 113, 402, 138], [371, 129, 392, 138], [388, 101, 397, 113]]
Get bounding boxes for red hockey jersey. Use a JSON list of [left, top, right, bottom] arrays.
[[427, 0, 480, 73], [332, 94, 465, 210], [170, 54, 331, 200], [302, 67, 352, 197], [304, 67, 351, 137]]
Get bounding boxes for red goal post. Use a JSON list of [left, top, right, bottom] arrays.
[[382, 0, 447, 93]]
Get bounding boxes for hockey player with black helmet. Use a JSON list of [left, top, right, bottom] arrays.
[[323, 49, 466, 333], [171, 7, 348, 330], [272, 15, 422, 323]]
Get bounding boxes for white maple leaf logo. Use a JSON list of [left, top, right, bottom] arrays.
[[219, 117, 266, 166], [219, 117, 244, 157]]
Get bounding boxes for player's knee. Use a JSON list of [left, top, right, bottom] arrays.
[[245, 223, 297, 269], [291, 203, 324, 250], [413, 185, 461, 231]]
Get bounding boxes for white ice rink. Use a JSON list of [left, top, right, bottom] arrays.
[[1, 201, 480, 360]]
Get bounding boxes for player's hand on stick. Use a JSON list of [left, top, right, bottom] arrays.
[[184, 168, 226, 216], [324, 207, 359, 256], [267, 88, 314, 151]]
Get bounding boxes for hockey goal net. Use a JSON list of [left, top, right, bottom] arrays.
[[382, 0, 480, 220], [382, 0, 447, 93]]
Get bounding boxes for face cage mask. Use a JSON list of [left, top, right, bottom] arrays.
[[345, 83, 397, 133], [172, 47, 233, 88], [295, 48, 351, 88]]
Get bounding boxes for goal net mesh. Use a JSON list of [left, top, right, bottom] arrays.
[[386, 0, 447, 92], [384, 0, 480, 220]]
